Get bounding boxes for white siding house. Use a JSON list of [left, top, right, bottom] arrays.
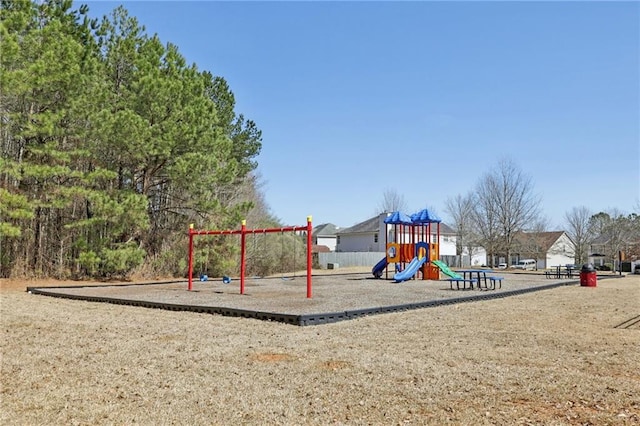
[[462, 246, 488, 267], [335, 213, 458, 255], [312, 223, 339, 252], [510, 231, 575, 269], [435, 230, 457, 256], [335, 214, 388, 252], [545, 233, 576, 267]]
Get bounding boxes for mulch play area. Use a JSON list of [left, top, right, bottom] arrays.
[[27, 272, 606, 326]]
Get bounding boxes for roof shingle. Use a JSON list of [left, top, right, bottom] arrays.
[[337, 214, 456, 235], [312, 223, 339, 237]]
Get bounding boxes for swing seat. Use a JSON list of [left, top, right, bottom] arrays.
[[199, 274, 208, 281], [222, 276, 231, 284]]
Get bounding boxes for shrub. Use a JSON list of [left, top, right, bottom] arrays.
[[78, 251, 101, 276], [99, 243, 146, 279]]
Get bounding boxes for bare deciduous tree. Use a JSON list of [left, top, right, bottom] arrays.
[[473, 159, 541, 266], [564, 206, 593, 265], [445, 193, 478, 266], [376, 188, 408, 214], [471, 192, 501, 267]]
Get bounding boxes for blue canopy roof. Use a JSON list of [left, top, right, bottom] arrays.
[[383, 211, 413, 225], [410, 209, 441, 224]]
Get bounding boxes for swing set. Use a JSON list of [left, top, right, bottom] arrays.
[[187, 216, 313, 298]]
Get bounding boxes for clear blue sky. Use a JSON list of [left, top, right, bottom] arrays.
[[85, 1, 640, 229]]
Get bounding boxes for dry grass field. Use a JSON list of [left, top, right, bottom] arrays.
[[1, 272, 639, 425]]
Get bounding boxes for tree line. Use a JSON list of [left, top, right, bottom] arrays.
[[1, 0, 303, 279], [444, 159, 640, 268]]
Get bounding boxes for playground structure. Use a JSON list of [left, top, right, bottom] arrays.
[[372, 209, 448, 282], [188, 217, 313, 298]]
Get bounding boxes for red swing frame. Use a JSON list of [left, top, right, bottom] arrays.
[[187, 217, 313, 298]]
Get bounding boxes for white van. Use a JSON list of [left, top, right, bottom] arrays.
[[514, 259, 537, 270]]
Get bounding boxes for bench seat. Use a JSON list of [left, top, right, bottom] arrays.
[[487, 276, 503, 290], [446, 277, 478, 290]]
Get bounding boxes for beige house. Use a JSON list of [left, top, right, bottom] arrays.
[[507, 231, 575, 269]]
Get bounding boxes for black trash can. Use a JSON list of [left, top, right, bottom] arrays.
[[580, 263, 597, 287]]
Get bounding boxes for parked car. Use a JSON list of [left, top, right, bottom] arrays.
[[513, 259, 537, 270], [498, 263, 507, 269]]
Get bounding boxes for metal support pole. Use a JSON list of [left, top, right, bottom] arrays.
[[188, 224, 194, 291], [240, 220, 247, 295], [306, 216, 312, 299]]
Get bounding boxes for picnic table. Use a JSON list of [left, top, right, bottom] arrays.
[[458, 269, 497, 290], [545, 265, 576, 279]]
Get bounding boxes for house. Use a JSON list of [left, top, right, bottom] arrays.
[[312, 223, 339, 252], [312, 244, 331, 253], [588, 233, 640, 270], [509, 231, 575, 269], [461, 245, 488, 268], [335, 214, 387, 252], [588, 235, 609, 268], [335, 213, 458, 256]]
